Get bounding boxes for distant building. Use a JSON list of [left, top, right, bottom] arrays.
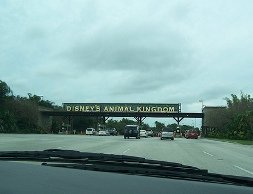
[[203, 106, 226, 126], [202, 106, 227, 136]]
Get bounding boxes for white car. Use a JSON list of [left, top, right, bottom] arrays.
[[161, 128, 175, 140], [86, 128, 95, 135], [140, 130, 148, 138], [98, 130, 108, 136], [146, 129, 154, 137]]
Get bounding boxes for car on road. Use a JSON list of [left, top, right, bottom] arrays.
[[146, 129, 154, 137], [161, 127, 175, 140], [185, 129, 199, 139], [86, 128, 96, 135], [107, 128, 118, 136], [124, 125, 140, 139], [98, 130, 109, 136], [140, 129, 148, 138]]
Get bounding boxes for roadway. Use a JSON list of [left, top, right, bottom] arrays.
[[0, 134, 252, 178]]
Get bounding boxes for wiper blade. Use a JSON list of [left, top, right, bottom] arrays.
[[0, 149, 200, 169], [0, 149, 151, 166], [0, 149, 207, 174], [42, 162, 253, 187], [1, 149, 252, 187], [205, 173, 253, 187]]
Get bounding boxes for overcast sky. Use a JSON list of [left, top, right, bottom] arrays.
[[1, 0, 253, 126]]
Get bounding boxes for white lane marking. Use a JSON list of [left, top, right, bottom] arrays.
[[203, 151, 214, 157], [123, 148, 130, 154], [234, 165, 253, 175]]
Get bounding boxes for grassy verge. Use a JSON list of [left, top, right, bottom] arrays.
[[206, 138, 253, 145]]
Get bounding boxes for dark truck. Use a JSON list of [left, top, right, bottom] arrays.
[[124, 125, 140, 139]]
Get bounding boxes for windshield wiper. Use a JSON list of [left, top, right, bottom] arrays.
[[0, 149, 252, 187], [0, 149, 201, 169], [0, 149, 203, 173]]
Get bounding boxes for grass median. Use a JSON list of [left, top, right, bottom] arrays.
[[206, 138, 253, 145]]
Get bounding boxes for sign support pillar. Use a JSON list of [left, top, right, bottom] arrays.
[[134, 117, 146, 126]]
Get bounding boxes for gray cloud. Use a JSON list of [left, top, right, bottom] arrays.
[[199, 86, 234, 102], [56, 19, 194, 95], [60, 26, 191, 70], [111, 65, 193, 95], [1, 0, 253, 120], [24, 27, 47, 41]]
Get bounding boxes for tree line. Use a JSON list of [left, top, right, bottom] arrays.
[[0, 80, 197, 134], [205, 92, 253, 140], [2, 80, 252, 140], [0, 80, 62, 133]]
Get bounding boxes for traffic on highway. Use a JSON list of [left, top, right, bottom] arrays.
[[1, 0, 253, 193], [0, 129, 252, 179], [1, 124, 253, 194]]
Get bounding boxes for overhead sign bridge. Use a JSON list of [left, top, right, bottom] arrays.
[[41, 103, 204, 126]]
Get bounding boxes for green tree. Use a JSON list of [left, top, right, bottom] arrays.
[[224, 93, 253, 140], [155, 121, 165, 131], [0, 80, 12, 100], [106, 118, 136, 134], [0, 80, 62, 133], [7, 99, 40, 133], [0, 111, 17, 133], [72, 116, 97, 132], [141, 123, 150, 130], [51, 116, 64, 133], [225, 92, 253, 116], [167, 123, 178, 130], [28, 93, 54, 108], [0, 81, 16, 132]]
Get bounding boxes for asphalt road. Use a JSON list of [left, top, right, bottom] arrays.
[[0, 134, 252, 178]]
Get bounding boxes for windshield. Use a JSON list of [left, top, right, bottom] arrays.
[[163, 128, 174, 132], [125, 126, 138, 131], [0, 0, 253, 180]]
